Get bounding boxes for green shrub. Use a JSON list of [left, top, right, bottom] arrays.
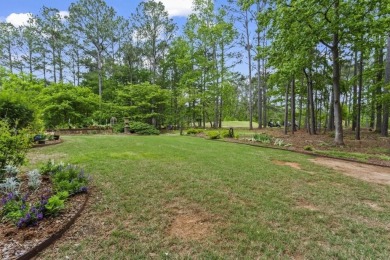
[[207, 131, 221, 140], [304, 145, 313, 151], [130, 122, 160, 135], [220, 130, 230, 138], [1, 196, 26, 223], [112, 122, 125, 133], [45, 194, 65, 216], [0, 120, 31, 171], [253, 133, 272, 143], [51, 164, 89, 194], [186, 128, 204, 135], [40, 160, 64, 176]]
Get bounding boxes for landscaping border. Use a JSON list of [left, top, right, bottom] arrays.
[[32, 139, 64, 148], [17, 193, 89, 260]]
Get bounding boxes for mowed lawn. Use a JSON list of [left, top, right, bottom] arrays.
[[28, 135, 390, 259]]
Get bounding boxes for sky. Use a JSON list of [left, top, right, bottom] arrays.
[[0, 0, 196, 28]]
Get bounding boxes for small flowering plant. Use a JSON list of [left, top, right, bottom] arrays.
[[1, 192, 29, 223]]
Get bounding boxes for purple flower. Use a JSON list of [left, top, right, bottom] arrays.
[[22, 192, 29, 203], [37, 212, 43, 220], [79, 186, 88, 193]]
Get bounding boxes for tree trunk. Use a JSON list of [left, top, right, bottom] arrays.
[[352, 50, 358, 131], [304, 68, 316, 134], [97, 51, 103, 100], [257, 1, 263, 129], [331, 1, 344, 145], [356, 50, 363, 140], [52, 47, 57, 83], [375, 46, 383, 132], [262, 60, 267, 128], [291, 76, 296, 133], [284, 82, 289, 135], [245, 10, 253, 130], [381, 36, 390, 137], [7, 41, 13, 73]]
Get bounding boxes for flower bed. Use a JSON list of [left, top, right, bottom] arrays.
[[0, 161, 90, 259]]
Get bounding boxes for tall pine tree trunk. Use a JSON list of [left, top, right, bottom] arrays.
[[245, 9, 253, 130], [284, 82, 289, 135], [352, 51, 358, 131], [291, 76, 296, 133], [356, 50, 363, 140], [382, 36, 390, 137], [375, 46, 383, 132]]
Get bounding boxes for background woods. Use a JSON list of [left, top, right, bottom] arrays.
[[0, 0, 389, 143]]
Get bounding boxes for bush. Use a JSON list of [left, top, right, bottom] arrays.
[[220, 130, 230, 138], [44, 194, 65, 216], [112, 122, 125, 133], [304, 145, 313, 151], [207, 131, 221, 140], [51, 164, 90, 195], [0, 121, 31, 172], [40, 160, 65, 176], [253, 133, 272, 143], [130, 122, 160, 135], [187, 128, 204, 135]]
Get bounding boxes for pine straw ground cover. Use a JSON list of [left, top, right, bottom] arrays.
[[22, 135, 390, 259]]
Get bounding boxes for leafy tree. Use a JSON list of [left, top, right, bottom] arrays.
[[39, 84, 99, 128], [0, 120, 31, 170], [117, 83, 169, 125]]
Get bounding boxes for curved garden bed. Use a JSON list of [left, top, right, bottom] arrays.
[[0, 162, 90, 260]]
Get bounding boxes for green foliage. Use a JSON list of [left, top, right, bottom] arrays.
[[0, 121, 31, 171], [186, 128, 204, 135], [220, 130, 230, 138], [45, 194, 65, 216], [253, 133, 272, 143], [39, 160, 64, 176], [112, 122, 125, 133], [39, 83, 99, 128], [1, 195, 26, 223], [207, 131, 221, 139], [304, 145, 313, 151], [117, 83, 169, 124], [0, 92, 36, 130], [130, 122, 160, 135], [51, 164, 89, 194], [56, 191, 69, 200]]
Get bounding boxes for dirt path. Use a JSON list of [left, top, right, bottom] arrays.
[[310, 157, 390, 185]]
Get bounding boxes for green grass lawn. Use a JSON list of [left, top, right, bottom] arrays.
[[28, 135, 390, 259]]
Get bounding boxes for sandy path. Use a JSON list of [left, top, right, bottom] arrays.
[[310, 157, 390, 185]]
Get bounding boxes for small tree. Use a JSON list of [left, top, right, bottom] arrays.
[[0, 120, 31, 173]]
